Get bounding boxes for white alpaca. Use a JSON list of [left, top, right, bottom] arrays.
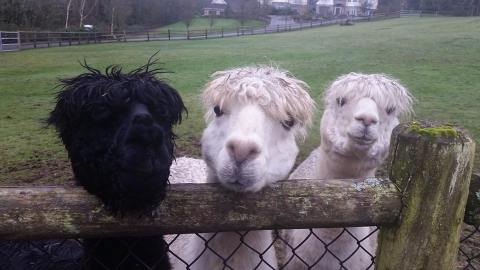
[[168, 66, 315, 270], [282, 73, 413, 270]]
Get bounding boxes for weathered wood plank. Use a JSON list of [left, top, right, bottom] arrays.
[[464, 173, 480, 225], [0, 178, 401, 240], [375, 122, 476, 270]]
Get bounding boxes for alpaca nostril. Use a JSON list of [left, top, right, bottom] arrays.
[[355, 115, 378, 127], [226, 140, 261, 164], [134, 114, 154, 126]]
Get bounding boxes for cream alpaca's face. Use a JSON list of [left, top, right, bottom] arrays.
[[321, 96, 399, 161], [202, 102, 299, 192], [321, 73, 413, 164]]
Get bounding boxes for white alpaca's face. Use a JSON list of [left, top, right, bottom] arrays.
[[202, 103, 299, 192], [321, 96, 399, 162]]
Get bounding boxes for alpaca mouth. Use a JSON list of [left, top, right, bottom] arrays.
[[348, 134, 376, 145], [219, 172, 257, 192], [120, 156, 168, 175]]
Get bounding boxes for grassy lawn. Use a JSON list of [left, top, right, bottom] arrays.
[[153, 17, 266, 32], [1, 17, 480, 185]]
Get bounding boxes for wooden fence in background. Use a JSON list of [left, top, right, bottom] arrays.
[[0, 13, 401, 52]]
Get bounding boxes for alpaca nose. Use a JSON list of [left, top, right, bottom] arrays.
[[354, 114, 378, 127], [227, 139, 261, 164], [133, 113, 154, 126]]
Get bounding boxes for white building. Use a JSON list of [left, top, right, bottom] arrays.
[[316, 0, 377, 17], [203, 0, 228, 16]]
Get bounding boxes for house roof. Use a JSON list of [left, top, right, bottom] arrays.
[[205, 3, 227, 9], [212, 0, 227, 4], [272, 0, 307, 4], [316, 0, 333, 5]]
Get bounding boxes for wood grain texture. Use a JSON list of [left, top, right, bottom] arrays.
[[0, 178, 401, 240], [375, 122, 476, 270]]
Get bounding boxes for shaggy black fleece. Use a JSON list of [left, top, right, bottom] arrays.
[[0, 60, 185, 270], [49, 61, 185, 214]]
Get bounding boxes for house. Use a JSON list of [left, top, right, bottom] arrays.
[[316, 0, 334, 17], [271, 0, 309, 14], [316, 0, 377, 17], [203, 0, 228, 16]]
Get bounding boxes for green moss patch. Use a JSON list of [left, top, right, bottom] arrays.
[[409, 122, 458, 138]]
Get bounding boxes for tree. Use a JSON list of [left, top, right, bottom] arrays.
[[238, 0, 259, 26], [179, 0, 195, 29], [209, 14, 216, 28], [65, 0, 73, 29], [79, 0, 97, 27]]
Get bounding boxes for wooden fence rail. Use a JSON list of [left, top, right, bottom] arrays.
[[0, 121, 476, 270], [0, 178, 401, 240], [0, 13, 402, 51]]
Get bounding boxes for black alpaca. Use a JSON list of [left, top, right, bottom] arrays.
[[46, 61, 186, 270]]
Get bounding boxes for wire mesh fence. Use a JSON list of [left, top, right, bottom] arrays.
[[459, 224, 480, 270], [1, 223, 478, 270]]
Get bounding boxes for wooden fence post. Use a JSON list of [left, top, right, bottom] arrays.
[[123, 30, 126, 42], [375, 121, 475, 270], [205, 28, 208, 39], [187, 30, 190, 40], [168, 29, 171, 40], [69, 32, 72, 46], [33, 32, 37, 48], [47, 32, 50, 47], [221, 27, 224, 38], [147, 30, 150, 41]]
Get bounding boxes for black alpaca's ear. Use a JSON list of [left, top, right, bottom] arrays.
[[48, 89, 76, 147], [164, 83, 187, 126]]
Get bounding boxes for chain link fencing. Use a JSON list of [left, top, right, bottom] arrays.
[[1, 224, 478, 270]]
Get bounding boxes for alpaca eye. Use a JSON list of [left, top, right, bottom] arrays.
[[386, 107, 396, 115], [336, 97, 346, 107], [213, 106, 223, 117], [281, 119, 295, 131], [153, 107, 167, 118]]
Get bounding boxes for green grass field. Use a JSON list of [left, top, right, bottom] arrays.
[[1, 17, 480, 185], [153, 17, 266, 31]]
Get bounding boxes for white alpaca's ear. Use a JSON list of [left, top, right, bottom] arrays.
[[385, 78, 415, 120]]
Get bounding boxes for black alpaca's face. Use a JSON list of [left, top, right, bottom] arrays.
[[69, 99, 174, 214], [49, 64, 185, 214]]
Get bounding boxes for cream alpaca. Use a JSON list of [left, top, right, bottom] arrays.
[[168, 66, 315, 269], [283, 73, 413, 270]]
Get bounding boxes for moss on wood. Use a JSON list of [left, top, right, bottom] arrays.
[[375, 122, 475, 270], [408, 121, 458, 138]]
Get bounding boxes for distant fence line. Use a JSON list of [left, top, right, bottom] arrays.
[[0, 13, 400, 52]]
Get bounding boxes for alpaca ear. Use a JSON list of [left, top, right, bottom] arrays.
[[47, 89, 77, 147], [390, 80, 415, 118]]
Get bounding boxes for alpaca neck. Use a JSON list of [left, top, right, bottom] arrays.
[[316, 146, 377, 179], [206, 167, 219, 183], [191, 230, 276, 270]]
